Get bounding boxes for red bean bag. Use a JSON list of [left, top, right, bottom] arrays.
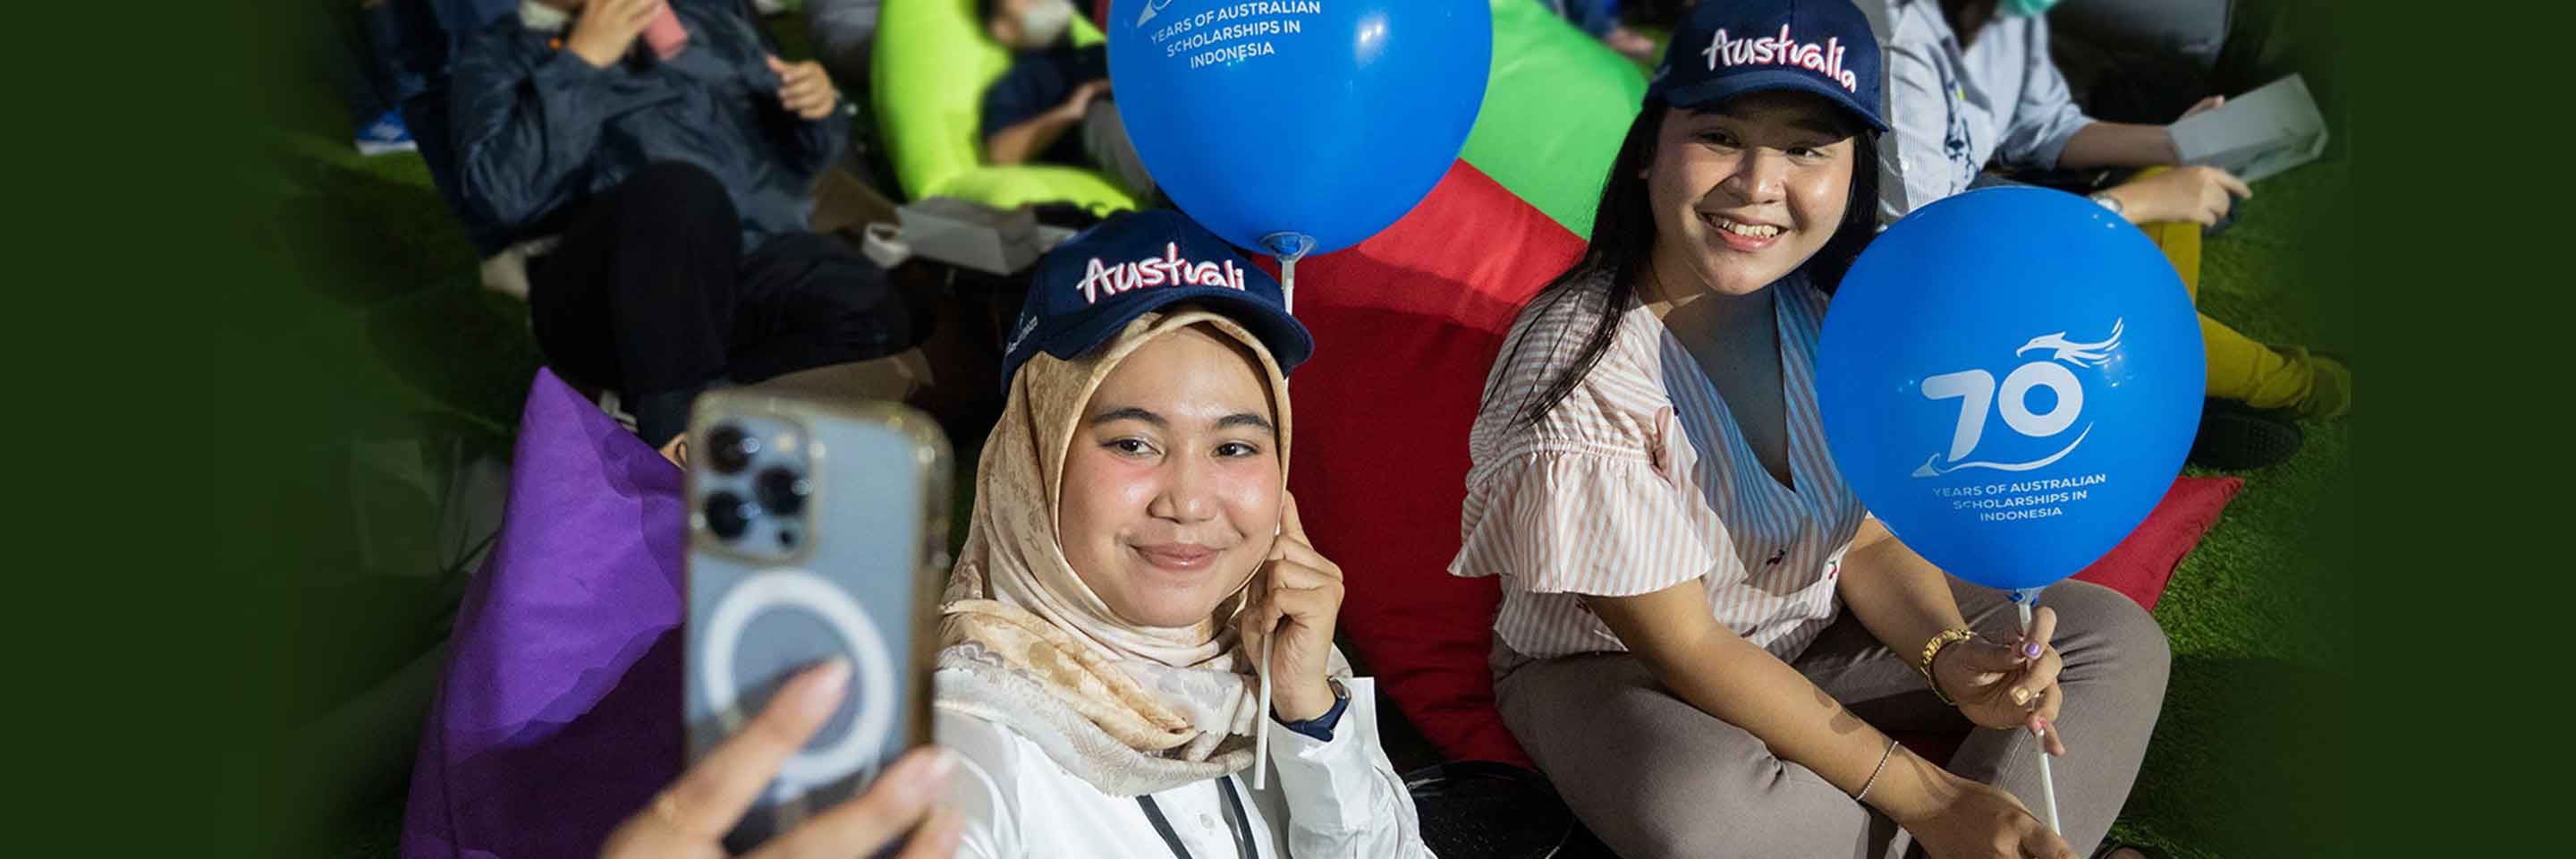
[[2072, 475, 2241, 611], [1269, 160, 1580, 766]]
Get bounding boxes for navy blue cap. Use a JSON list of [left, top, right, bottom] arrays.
[[1000, 209, 1314, 389], [1646, 0, 1887, 132]]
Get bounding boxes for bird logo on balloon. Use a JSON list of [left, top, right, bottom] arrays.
[[1911, 319, 2124, 478]]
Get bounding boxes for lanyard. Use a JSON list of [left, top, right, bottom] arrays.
[[1137, 775, 1258, 859]]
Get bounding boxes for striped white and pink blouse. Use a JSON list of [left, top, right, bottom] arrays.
[[1450, 273, 1869, 663]]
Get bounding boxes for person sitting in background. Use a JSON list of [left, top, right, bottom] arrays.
[[1878, 0, 2347, 468], [1544, 0, 1658, 63], [449, 0, 924, 460], [935, 210, 1429, 857], [978, 0, 1157, 200], [2046, 0, 2329, 127]]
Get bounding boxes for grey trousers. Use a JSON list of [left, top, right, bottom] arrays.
[[1081, 100, 1159, 201], [1494, 579, 2170, 859]]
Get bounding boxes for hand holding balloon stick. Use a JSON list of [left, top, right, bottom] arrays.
[[1818, 188, 2205, 834], [2013, 589, 2061, 833]]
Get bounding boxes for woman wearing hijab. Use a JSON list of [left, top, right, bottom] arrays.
[[932, 209, 1431, 858], [1450, 2, 2171, 857]]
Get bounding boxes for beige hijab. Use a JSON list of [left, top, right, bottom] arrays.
[[936, 308, 1335, 795]]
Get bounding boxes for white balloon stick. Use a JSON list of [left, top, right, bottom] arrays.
[[1253, 633, 1274, 790], [2017, 596, 2063, 834]]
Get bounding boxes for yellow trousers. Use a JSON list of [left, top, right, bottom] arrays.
[[2131, 179, 2315, 412]]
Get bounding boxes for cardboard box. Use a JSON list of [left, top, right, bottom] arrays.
[[895, 197, 1042, 276]]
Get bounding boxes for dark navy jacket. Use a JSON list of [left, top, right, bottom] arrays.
[[446, 0, 845, 253]]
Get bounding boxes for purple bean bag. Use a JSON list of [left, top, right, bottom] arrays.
[[401, 369, 687, 858]]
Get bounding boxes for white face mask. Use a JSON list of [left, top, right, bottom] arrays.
[[1016, 0, 1075, 49]]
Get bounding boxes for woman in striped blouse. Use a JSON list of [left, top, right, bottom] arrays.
[[1448, 2, 2171, 858]]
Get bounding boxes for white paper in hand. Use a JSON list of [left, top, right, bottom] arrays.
[[2167, 74, 2329, 184]]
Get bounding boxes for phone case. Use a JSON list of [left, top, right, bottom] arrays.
[[641, 2, 690, 60], [681, 391, 952, 851]]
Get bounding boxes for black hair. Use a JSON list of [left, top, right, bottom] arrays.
[[1490, 97, 1881, 430], [1938, 0, 2001, 48], [978, 0, 1004, 26]]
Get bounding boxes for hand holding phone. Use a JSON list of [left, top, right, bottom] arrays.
[[682, 392, 953, 852], [604, 662, 963, 859]]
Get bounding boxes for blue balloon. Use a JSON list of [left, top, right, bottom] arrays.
[[1816, 187, 2204, 592], [1106, 0, 1491, 258]]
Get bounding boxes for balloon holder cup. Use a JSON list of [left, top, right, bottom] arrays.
[[1262, 232, 1318, 314]]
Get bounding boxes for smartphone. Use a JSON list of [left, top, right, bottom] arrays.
[[682, 391, 952, 851], [641, 2, 690, 61]]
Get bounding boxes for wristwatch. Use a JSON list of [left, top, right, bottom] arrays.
[[1275, 678, 1352, 742], [2088, 191, 2125, 217]]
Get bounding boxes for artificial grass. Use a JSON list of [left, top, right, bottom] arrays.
[[275, 13, 2349, 858], [2104, 157, 2354, 859]]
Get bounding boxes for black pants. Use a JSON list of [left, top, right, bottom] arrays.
[[527, 163, 917, 444]]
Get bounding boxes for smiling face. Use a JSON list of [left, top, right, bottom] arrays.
[[1056, 324, 1284, 628], [1643, 90, 1861, 300]]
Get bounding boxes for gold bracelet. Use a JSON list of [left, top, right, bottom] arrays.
[[1916, 627, 1977, 706]]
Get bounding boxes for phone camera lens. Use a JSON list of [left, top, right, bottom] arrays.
[[708, 424, 759, 474], [704, 491, 752, 540], [757, 467, 809, 516]]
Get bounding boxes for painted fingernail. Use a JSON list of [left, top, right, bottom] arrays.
[[2012, 687, 2031, 706], [2029, 719, 2046, 737], [2022, 642, 2043, 659]]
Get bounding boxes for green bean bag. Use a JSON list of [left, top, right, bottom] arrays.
[[871, 0, 1140, 212], [1457, 0, 1648, 240]]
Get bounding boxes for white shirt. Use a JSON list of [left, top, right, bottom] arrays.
[[940, 678, 1433, 858], [1451, 276, 1868, 663], [1878, 0, 2094, 223]]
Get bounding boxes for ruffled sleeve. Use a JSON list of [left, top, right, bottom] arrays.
[[1452, 396, 1719, 597], [1452, 454, 1718, 596]]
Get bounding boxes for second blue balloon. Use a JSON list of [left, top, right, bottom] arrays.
[[1106, 0, 1492, 257]]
